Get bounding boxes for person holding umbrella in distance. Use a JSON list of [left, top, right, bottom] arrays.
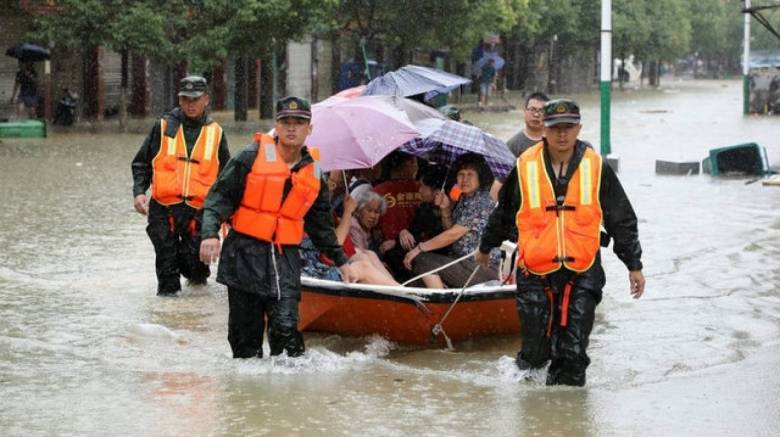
[[476, 98, 645, 386]]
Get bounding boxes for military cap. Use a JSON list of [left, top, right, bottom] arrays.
[[543, 98, 581, 126], [276, 96, 312, 120], [178, 75, 208, 98]]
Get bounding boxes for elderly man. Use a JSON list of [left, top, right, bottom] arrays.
[[199, 96, 353, 359], [477, 98, 645, 386], [131, 75, 230, 296]]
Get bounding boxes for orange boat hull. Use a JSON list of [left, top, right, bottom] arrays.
[[299, 286, 520, 346]]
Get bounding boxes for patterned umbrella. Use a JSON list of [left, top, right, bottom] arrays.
[[400, 118, 515, 179]]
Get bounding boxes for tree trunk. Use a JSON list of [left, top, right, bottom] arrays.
[[234, 56, 247, 121], [119, 49, 128, 130], [620, 51, 628, 90], [248, 58, 258, 109], [648, 60, 658, 87], [259, 56, 274, 119]]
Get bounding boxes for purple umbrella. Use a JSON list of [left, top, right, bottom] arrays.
[[363, 65, 471, 97], [400, 118, 516, 179], [308, 96, 421, 171]]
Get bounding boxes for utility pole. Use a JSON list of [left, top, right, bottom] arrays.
[[743, 0, 751, 115], [600, 0, 612, 156]]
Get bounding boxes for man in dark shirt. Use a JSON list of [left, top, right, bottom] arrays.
[[131, 75, 230, 296], [505, 92, 549, 157], [477, 98, 645, 386]]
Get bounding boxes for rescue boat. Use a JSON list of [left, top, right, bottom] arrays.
[[299, 278, 520, 346]]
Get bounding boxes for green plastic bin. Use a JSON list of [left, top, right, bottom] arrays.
[[0, 119, 47, 138]]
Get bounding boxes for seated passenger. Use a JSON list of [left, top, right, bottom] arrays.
[[348, 185, 386, 253], [300, 181, 398, 286], [402, 153, 501, 288], [373, 151, 421, 255], [383, 165, 448, 282]]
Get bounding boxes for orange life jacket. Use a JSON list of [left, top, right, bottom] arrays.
[[151, 118, 223, 209], [231, 133, 321, 245], [515, 143, 603, 275]]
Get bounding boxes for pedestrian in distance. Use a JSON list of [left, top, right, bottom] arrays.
[[10, 61, 38, 119], [505, 91, 550, 157], [131, 75, 230, 296], [199, 96, 354, 359], [476, 98, 645, 386], [478, 58, 497, 110]]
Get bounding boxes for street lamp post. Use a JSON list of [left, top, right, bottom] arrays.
[[743, 0, 751, 115], [600, 0, 612, 156]]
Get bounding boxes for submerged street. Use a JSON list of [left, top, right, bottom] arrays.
[[1, 79, 779, 436]]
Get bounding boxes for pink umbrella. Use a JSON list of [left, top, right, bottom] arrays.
[[334, 85, 366, 98], [308, 96, 421, 171]]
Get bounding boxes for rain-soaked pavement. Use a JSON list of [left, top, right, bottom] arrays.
[[1, 79, 779, 436]]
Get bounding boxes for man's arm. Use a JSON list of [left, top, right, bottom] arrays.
[[305, 176, 349, 267], [131, 121, 161, 197], [480, 166, 520, 253], [131, 121, 162, 214], [600, 163, 643, 272]]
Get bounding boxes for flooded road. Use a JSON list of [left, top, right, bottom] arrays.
[[1, 79, 779, 436]]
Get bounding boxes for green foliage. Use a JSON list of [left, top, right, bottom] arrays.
[[335, 0, 526, 63], [613, 0, 651, 58], [29, 0, 764, 75]]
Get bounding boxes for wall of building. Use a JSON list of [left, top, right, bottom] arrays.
[[287, 37, 312, 100]]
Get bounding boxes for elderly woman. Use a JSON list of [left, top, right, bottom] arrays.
[[299, 178, 398, 286], [348, 185, 387, 252], [403, 153, 500, 288]]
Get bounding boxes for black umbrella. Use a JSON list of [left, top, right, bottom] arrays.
[[6, 43, 50, 62]]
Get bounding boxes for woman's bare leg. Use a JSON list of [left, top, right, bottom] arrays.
[[350, 259, 399, 286]]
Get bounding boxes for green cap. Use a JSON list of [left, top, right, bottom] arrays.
[[543, 98, 581, 126], [275, 96, 311, 120], [178, 75, 208, 98]]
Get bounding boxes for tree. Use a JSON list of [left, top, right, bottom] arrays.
[[183, 0, 337, 120], [335, 0, 525, 67], [614, 0, 651, 86], [643, 0, 691, 87]]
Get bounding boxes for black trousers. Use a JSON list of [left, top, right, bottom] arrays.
[[227, 287, 305, 359], [146, 205, 209, 294], [515, 277, 598, 386]]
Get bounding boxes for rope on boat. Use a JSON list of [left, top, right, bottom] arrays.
[[401, 250, 477, 286], [431, 264, 481, 351]]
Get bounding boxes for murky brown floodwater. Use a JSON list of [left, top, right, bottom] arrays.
[[1, 80, 779, 436]]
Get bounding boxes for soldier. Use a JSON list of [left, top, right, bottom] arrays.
[[131, 75, 229, 296], [199, 96, 353, 358], [476, 98, 645, 386]]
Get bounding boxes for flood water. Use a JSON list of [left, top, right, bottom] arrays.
[[1, 80, 779, 436]]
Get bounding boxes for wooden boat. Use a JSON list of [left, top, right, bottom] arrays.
[[702, 142, 771, 176], [0, 119, 47, 138], [299, 277, 520, 346]]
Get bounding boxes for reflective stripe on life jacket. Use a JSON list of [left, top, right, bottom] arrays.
[[151, 118, 223, 209], [231, 133, 321, 245], [515, 143, 603, 275]]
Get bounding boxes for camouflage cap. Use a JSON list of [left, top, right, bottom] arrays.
[[178, 75, 208, 98], [275, 96, 312, 120], [543, 98, 581, 127]]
